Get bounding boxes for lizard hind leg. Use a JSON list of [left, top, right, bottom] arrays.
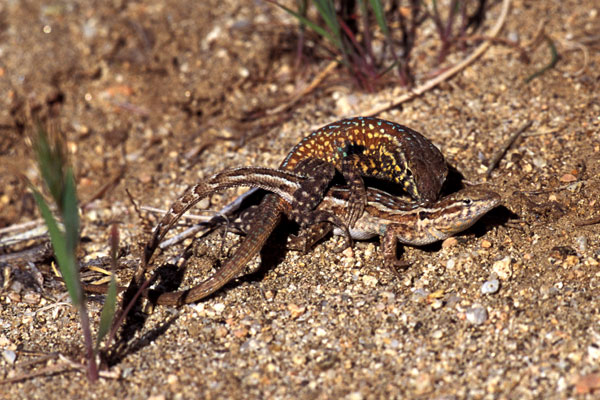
[[381, 229, 411, 278], [287, 222, 332, 252], [290, 209, 353, 252]]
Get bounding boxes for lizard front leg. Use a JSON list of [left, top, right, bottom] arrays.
[[226, 209, 344, 254], [288, 157, 352, 247], [333, 140, 369, 228]]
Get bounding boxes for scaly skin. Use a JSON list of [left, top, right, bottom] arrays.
[[140, 117, 449, 304], [138, 166, 498, 305]]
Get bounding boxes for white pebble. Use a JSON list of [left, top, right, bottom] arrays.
[[575, 236, 587, 253], [2, 350, 16, 364], [362, 275, 378, 287], [446, 258, 456, 270], [212, 303, 226, 313], [465, 305, 488, 325], [481, 279, 500, 294]]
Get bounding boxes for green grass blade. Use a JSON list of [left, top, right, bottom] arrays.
[[368, 0, 390, 36], [34, 125, 65, 207], [96, 275, 117, 347], [62, 169, 80, 254], [270, 0, 342, 49], [31, 188, 83, 306], [313, 0, 347, 52], [313, 0, 338, 35]]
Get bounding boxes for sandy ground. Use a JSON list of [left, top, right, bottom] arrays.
[[1, 0, 599, 398]]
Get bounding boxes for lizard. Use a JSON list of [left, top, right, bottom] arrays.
[[136, 117, 448, 297], [133, 165, 500, 305]]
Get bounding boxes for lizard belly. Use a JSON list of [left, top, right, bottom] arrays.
[[331, 212, 382, 240], [332, 226, 377, 240]]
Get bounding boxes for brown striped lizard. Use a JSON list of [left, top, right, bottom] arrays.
[[139, 164, 499, 305], [135, 118, 449, 301]]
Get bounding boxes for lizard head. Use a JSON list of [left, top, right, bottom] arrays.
[[381, 133, 448, 203], [422, 187, 501, 240], [402, 135, 449, 203]]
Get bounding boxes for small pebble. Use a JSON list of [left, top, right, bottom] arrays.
[[345, 392, 363, 400], [214, 326, 228, 338], [0, 335, 10, 347], [575, 236, 587, 253], [446, 293, 461, 307], [167, 374, 179, 385], [362, 275, 378, 287], [238, 67, 249, 78], [554, 281, 563, 290], [575, 373, 600, 395], [442, 237, 458, 248], [492, 256, 512, 280], [292, 354, 305, 365], [465, 305, 488, 325], [412, 288, 428, 301], [287, 303, 306, 319], [138, 172, 152, 184], [532, 156, 547, 168], [480, 239, 492, 249], [413, 372, 434, 395], [197, 197, 210, 209], [23, 292, 41, 304], [431, 299, 444, 309], [335, 94, 359, 115], [2, 350, 16, 364], [481, 279, 500, 294], [233, 327, 249, 338], [212, 303, 226, 313], [588, 344, 600, 361], [363, 244, 375, 259], [560, 173, 577, 183], [342, 247, 355, 258], [565, 255, 580, 266], [446, 258, 456, 270]]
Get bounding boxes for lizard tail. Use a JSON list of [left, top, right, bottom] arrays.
[[142, 167, 304, 266], [153, 194, 285, 305]]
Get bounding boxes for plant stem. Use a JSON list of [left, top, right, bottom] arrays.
[[78, 303, 98, 381]]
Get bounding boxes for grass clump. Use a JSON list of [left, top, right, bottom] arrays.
[[269, 0, 488, 91], [30, 124, 118, 381]]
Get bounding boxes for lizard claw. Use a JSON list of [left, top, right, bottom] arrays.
[[385, 258, 411, 279]]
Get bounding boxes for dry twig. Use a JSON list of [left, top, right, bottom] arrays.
[[485, 120, 533, 178]]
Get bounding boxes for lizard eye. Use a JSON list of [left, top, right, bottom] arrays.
[[418, 212, 426, 220], [462, 199, 472, 205]]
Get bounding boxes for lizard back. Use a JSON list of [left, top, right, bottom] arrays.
[[282, 117, 448, 202]]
